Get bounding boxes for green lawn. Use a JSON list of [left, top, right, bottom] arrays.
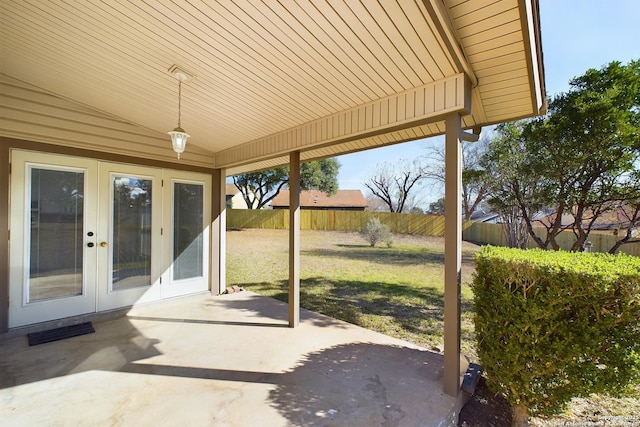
[[226, 228, 480, 359]]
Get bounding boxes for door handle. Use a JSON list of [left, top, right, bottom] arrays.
[[87, 242, 95, 248], [100, 242, 108, 248]]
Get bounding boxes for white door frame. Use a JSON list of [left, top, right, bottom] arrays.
[[9, 150, 212, 328]]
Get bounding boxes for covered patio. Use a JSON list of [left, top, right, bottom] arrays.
[[0, 291, 468, 426], [1, 0, 546, 409]]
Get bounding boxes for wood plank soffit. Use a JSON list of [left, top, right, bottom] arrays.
[[0, 76, 215, 168], [215, 73, 472, 169]]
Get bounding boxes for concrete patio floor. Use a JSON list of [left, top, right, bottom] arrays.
[[0, 291, 469, 426]]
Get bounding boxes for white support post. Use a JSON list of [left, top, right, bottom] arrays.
[[288, 152, 301, 328], [443, 113, 462, 396]]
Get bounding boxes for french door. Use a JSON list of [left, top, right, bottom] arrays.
[[9, 150, 210, 328], [10, 152, 98, 327], [162, 172, 211, 298], [96, 163, 162, 311]]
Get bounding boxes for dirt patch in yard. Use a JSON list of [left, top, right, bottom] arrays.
[[458, 376, 512, 427]]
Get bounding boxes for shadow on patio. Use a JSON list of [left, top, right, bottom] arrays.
[[0, 292, 466, 426]]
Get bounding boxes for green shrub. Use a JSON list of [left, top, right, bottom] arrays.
[[473, 246, 640, 423], [361, 217, 392, 247], [384, 233, 394, 248]]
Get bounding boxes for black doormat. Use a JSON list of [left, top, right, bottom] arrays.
[[27, 322, 95, 346]]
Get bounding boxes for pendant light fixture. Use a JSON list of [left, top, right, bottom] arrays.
[[168, 65, 192, 159]]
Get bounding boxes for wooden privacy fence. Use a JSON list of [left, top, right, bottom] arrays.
[[462, 221, 640, 256], [227, 209, 639, 256], [227, 209, 288, 230], [227, 209, 446, 236]]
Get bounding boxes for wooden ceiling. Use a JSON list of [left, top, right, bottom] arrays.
[[0, 0, 545, 173]]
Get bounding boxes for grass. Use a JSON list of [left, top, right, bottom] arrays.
[[226, 228, 480, 359], [227, 228, 640, 424]]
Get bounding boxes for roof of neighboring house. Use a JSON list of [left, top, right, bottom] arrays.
[[226, 184, 240, 196], [271, 190, 368, 209], [535, 204, 639, 230], [592, 205, 639, 229], [469, 211, 500, 223]]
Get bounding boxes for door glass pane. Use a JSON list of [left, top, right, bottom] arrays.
[[173, 182, 203, 280], [29, 168, 84, 302], [112, 176, 152, 290]]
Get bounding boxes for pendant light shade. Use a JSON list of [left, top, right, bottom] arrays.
[[168, 127, 190, 159]]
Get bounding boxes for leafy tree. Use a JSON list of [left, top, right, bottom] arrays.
[[363, 159, 428, 213], [232, 158, 340, 209], [523, 60, 640, 251], [300, 158, 340, 195], [233, 167, 287, 209], [483, 61, 640, 251], [422, 135, 492, 220], [427, 197, 445, 215]]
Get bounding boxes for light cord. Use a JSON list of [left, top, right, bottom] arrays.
[[177, 79, 182, 128]]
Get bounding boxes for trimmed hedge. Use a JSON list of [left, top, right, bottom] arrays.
[[473, 246, 640, 417]]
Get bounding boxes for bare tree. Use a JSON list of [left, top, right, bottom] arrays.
[[499, 206, 530, 249], [482, 121, 543, 249], [364, 194, 389, 212], [363, 159, 428, 213], [422, 134, 491, 219]]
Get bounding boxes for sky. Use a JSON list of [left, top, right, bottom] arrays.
[[335, 0, 640, 208]]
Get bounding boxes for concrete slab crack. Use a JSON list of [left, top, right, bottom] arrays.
[[366, 375, 406, 427]]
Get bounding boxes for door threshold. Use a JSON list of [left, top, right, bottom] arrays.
[[1, 292, 213, 341], [1, 308, 129, 342]]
